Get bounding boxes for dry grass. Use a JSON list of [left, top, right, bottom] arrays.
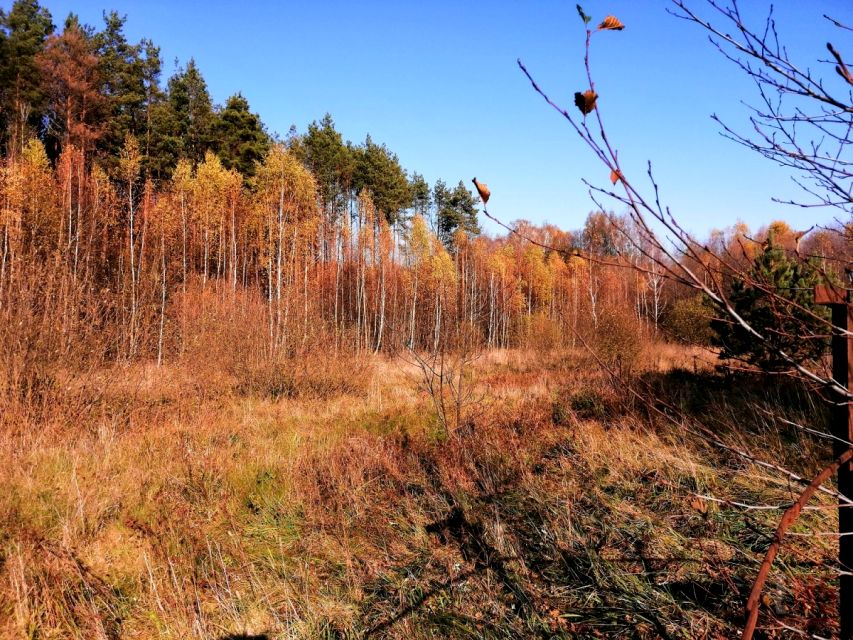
[[0, 344, 841, 639]]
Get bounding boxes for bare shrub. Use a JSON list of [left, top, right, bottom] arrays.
[[405, 347, 480, 438], [0, 264, 116, 425]]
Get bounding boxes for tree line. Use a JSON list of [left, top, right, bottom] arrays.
[[0, 0, 849, 396], [0, 1, 483, 242]]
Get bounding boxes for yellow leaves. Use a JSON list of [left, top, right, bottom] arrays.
[[598, 15, 625, 31], [567, 254, 587, 272], [546, 249, 568, 279], [21, 138, 50, 173], [429, 243, 457, 289], [408, 215, 433, 263], [1, 139, 61, 251], [193, 151, 230, 225], [172, 159, 193, 194], [255, 144, 318, 221], [150, 190, 180, 237], [574, 90, 598, 116], [118, 134, 141, 183]]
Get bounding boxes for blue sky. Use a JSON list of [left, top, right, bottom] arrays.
[[17, 0, 852, 238]]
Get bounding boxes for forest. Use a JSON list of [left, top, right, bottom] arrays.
[[1, 1, 852, 639]]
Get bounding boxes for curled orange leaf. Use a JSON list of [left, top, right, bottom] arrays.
[[609, 169, 622, 185], [598, 15, 625, 31], [574, 90, 598, 115], [689, 496, 708, 514]]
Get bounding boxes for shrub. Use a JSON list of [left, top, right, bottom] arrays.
[[664, 294, 713, 345], [592, 306, 643, 373], [569, 388, 608, 420], [709, 239, 829, 369], [234, 353, 373, 400]]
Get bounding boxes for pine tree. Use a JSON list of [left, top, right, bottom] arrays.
[[0, 0, 54, 155], [409, 172, 430, 219], [295, 113, 353, 215], [139, 39, 162, 173], [148, 58, 213, 176], [436, 180, 479, 249], [352, 135, 411, 226], [710, 233, 830, 369], [93, 12, 151, 170], [212, 93, 270, 181]]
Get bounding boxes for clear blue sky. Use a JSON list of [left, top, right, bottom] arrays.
[[17, 0, 853, 237]]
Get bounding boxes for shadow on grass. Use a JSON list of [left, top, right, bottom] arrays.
[[357, 366, 833, 638]]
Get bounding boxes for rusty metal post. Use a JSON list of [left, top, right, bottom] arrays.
[[815, 284, 853, 639]]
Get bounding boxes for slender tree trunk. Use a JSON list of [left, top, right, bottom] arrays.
[[157, 234, 167, 366], [128, 178, 137, 357]]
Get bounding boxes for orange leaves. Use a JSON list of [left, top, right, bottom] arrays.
[[609, 169, 622, 185], [598, 15, 625, 31], [574, 90, 598, 115], [689, 496, 709, 514], [578, 4, 624, 31], [472, 177, 490, 205], [570, 12, 622, 119]]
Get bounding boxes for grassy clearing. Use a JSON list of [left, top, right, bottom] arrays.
[[0, 345, 840, 639]]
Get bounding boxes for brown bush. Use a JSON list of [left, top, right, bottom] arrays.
[[592, 306, 643, 373], [664, 294, 713, 345], [233, 351, 374, 399], [526, 313, 564, 353]]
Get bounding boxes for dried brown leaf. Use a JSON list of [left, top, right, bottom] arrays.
[[472, 178, 490, 204], [574, 90, 598, 115], [598, 15, 625, 31], [689, 496, 708, 514]]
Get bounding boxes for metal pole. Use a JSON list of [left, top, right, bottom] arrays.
[[831, 301, 853, 640], [816, 285, 853, 639]]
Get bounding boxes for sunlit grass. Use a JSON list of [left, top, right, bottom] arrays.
[[0, 345, 840, 638]]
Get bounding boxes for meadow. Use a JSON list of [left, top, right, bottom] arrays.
[[1, 330, 840, 639], [1, 2, 850, 636]]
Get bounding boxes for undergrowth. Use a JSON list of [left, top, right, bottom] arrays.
[[0, 347, 840, 639]]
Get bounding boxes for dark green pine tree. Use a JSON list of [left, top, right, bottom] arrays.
[[148, 58, 214, 176], [0, 0, 54, 155], [293, 113, 353, 217], [436, 180, 480, 249], [409, 172, 430, 219], [352, 135, 411, 226], [212, 93, 269, 180], [432, 179, 450, 235], [710, 233, 830, 370], [139, 39, 162, 172], [93, 11, 151, 172]]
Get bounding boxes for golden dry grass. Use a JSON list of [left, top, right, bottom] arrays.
[[0, 345, 841, 639]]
